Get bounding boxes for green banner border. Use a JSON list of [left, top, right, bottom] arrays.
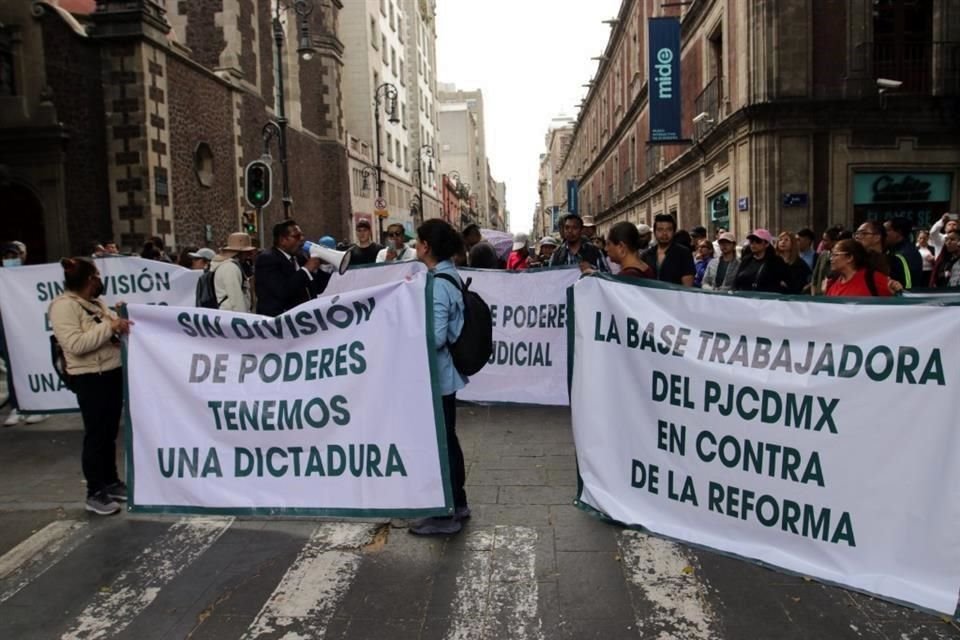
[[122, 277, 454, 518], [569, 273, 960, 621]]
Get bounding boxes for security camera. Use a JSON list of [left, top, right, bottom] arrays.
[[692, 112, 713, 124], [876, 78, 902, 89]]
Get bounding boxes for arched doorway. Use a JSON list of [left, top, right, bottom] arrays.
[[0, 183, 46, 264]]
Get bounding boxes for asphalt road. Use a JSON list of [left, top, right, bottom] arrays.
[[0, 405, 957, 640]]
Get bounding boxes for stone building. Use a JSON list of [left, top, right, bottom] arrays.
[[560, 0, 960, 240], [0, 0, 350, 262], [437, 84, 491, 227]]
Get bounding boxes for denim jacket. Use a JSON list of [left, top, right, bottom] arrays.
[[430, 260, 467, 396]]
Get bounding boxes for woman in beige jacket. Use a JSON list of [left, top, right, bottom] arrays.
[[49, 258, 132, 515]]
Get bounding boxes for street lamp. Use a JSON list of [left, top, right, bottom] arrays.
[[261, 0, 317, 230], [411, 145, 434, 227], [373, 82, 400, 242]]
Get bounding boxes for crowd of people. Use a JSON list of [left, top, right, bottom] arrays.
[[2, 210, 958, 523], [492, 211, 960, 298]]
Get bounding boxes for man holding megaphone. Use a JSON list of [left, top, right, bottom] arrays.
[[255, 219, 331, 317]]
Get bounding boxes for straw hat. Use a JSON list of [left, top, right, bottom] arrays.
[[220, 232, 255, 253]]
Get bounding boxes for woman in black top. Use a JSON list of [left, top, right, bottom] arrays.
[[733, 229, 792, 293]]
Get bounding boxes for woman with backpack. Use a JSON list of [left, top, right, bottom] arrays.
[[48, 258, 133, 515], [410, 219, 470, 536], [825, 239, 900, 297]]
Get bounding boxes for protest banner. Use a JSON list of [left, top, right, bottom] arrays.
[[124, 275, 452, 516], [0, 257, 199, 413], [570, 275, 960, 617], [322, 260, 426, 297], [459, 267, 579, 406]]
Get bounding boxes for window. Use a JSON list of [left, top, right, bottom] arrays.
[[403, 145, 408, 171], [381, 35, 388, 63], [373, 70, 379, 94], [391, 48, 396, 76], [397, 15, 403, 42], [193, 143, 214, 188], [401, 103, 407, 128], [387, 133, 393, 161], [399, 59, 405, 85], [389, 2, 395, 30], [396, 140, 402, 167], [380, 0, 386, 17], [370, 17, 378, 49]]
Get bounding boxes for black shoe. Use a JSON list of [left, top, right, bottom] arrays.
[[105, 481, 127, 502], [85, 491, 121, 516], [409, 516, 463, 536]]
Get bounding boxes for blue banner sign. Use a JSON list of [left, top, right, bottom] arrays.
[[567, 180, 579, 214], [648, 17, 682, 143]]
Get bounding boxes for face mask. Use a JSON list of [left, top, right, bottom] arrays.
[[2, 258, 21, 267], [91, 277, 105, 298]]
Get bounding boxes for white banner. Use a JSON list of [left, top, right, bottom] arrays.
[[571, 276, 960, 616], [323, 261, 426, 297], [125, 275, 452, 516], [459, 267, 580, 406], [0, 257, 199, 413]]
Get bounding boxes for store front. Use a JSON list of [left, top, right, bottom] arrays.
[[853, 172, 953, 230], [708, 189, 730, 233]]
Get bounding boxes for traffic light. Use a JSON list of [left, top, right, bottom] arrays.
[[244, 160, 272, 208], [242, 210, 257, 236]]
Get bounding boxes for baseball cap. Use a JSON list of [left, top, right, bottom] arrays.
[[637, 224, 652, 235], [539, 236, 558, 247], [356, 219, 371, 229], [512, 233, 529, 250], [319, 235, 337, 249], [746, 229, 774, 244], [718, 231, 736, 243], [188, 248, 216, 261]]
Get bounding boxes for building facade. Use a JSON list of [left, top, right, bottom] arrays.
[[437, 84, 491, 227], [535, 119, 574, 239], [561, 0, 960, 240], [0, 0, 351, 260]]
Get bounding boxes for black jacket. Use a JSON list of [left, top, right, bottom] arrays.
[[254, 248, 329, 317], [733, 251, 792, 294]]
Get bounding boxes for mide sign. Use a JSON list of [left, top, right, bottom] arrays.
[[648, 17, 682, 143]]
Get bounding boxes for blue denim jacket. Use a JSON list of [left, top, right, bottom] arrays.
[[431, 260, 467, 396]]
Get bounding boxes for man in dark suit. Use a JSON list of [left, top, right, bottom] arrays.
[[255, 219, 329, 316]]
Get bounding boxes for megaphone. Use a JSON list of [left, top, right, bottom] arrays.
[[303, 241, 351, 275]]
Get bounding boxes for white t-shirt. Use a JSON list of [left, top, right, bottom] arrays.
[[375, 245, 417, 263]]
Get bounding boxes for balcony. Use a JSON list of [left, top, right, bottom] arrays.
[[866, 41, 959, 95], [694, 75, 722, 138]]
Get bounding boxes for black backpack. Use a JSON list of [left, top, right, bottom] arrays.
[[50, 334, 75, 392], [195, 266, 225, 309], [435, 273, 493, 376]]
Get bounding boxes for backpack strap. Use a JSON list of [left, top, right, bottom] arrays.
[[435, 272, 464, 292]]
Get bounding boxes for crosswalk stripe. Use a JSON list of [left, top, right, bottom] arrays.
[[0, 520, 89, 604], [242, 522, 380, 640], [446, 526, 543, 640], [618, 530, 720, 640], [60, 517, 233, 640]]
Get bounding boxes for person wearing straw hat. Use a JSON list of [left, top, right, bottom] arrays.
[[209, 232, 256, 313]]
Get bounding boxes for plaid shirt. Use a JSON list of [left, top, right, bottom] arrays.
[[548, 241, 610, 271]]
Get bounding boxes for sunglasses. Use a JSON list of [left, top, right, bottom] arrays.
[[387, 232, 402, 237]]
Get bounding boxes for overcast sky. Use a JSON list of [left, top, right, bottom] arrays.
[[435, 0, 622, 233]]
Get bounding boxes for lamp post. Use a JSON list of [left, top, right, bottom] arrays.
[[373, 82, 400, 243], [411, 145, 434, 227], [261, 0, 316, 227]]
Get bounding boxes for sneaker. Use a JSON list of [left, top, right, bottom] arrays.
[[85, 492, 121, 516], [3, 409, 21, 427], [454, 506, 471, 521], [105, 481, 128, 502], [24, 414, 48, 425], [409, 516, 462, 536]]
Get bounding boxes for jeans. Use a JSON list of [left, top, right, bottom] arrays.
[[73, 368, 123, 496], [443, 394, 467, 509]]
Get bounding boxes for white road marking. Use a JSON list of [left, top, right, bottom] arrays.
[[60, 517, 233, 640], [242, 522, 379, 640], [446, 526, 543, 640], [619, 530, 720, 640], [0, 520, 89, 603]]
